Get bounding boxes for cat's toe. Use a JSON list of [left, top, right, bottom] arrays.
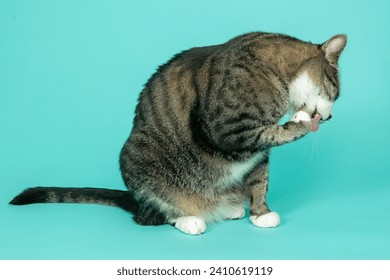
[[250, 212, 280, 228], [291, 111, 311, 123], [174, 216, 206, 235]]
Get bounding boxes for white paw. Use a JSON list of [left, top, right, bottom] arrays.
[[226, 207, 245, 220], [250, 212, 280, 228], [291, 111, 311, 123], [174, 216, 206, 235]]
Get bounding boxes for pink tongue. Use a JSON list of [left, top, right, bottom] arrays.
[[311, 114, 322, 132]]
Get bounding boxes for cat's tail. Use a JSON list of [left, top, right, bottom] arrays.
[[9, 187, 137, 213]]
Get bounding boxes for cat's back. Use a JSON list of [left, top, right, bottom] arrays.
[[120, 43, 225, 178], [135, 31, 307, 117], [120, 32, 318, 193], [131, 43, 226, 140], [124, 32, 310, 154]]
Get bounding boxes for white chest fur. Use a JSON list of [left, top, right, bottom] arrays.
[[220, 152, 265, 187]]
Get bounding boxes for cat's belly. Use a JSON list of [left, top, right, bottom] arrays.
[[219, 151, 266, 188]]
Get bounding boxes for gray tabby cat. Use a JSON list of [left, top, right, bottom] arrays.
[[10, 32, 347, 235]]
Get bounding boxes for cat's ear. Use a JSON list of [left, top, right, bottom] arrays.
[[321, 34, 347, 64]]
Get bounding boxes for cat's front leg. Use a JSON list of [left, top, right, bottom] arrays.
[[256, 113, 311, 150], [247, 159, 280, 228]]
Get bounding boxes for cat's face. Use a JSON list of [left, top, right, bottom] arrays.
[[289, 34, 347, 122], [316, 61, 341, 121], [289, 68, 335, 122]]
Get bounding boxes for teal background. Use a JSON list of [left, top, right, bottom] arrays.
[[1, 0, 389, 260]]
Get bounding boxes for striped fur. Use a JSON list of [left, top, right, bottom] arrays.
[[10, 32, 347, 233]]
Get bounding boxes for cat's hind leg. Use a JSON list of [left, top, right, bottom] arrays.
[[131, 197, 207, 235], [207, 190, 247, 221], [173, 216, 206, 235], [223, 206, 246, 220], [170, 200, 246, 235]]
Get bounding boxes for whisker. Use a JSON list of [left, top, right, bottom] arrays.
[[310, 137, 315, 167], [315, 133, 322, 159], [309, 133, 320, 167]]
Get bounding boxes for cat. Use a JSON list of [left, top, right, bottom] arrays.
[[10, 32, 347, 235]]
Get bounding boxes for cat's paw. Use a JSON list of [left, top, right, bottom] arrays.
[[290, 111, 311, 123], [225, 206, 246, 220], [250, 212, 280, 228], [174, 216, 206, 235]]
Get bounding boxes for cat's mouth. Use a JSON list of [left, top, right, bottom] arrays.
[[310, 114, 322, 132], [297, 105, 331, 132], [310, 107, 334, 132]]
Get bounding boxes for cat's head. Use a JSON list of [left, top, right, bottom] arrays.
[[289, 34, 347, 122]]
